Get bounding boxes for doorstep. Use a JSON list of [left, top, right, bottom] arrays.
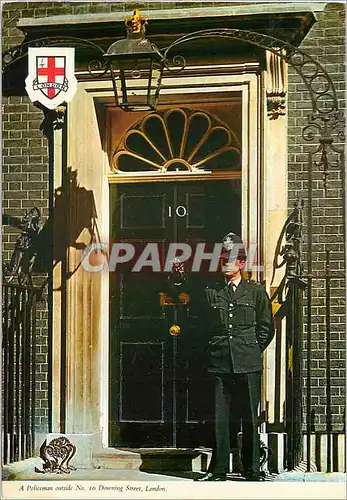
[[93, 448, 208, 473]]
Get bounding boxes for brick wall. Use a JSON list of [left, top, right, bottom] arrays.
[[287, 3, 345, 432], [2, 1, 345, 436]]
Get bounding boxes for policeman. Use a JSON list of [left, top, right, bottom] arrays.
[[195, 232, 275, 482]]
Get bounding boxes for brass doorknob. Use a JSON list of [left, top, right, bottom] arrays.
[[169, 325, 181, 336]]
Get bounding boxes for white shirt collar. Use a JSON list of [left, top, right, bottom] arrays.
[[232, 276, 242, 288], [226, 276, 242, 288]]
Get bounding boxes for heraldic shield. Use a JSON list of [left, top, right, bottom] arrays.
[[25, 47, 77, 110], [34, 55, 68, 100]]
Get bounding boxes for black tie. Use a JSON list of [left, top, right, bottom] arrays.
[[229, 283, 236, 296]]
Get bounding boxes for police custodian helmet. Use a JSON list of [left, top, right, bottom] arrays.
[[221, 232, 247, 260]]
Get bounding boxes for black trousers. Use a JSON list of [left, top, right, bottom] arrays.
[[208, 371, 261, 475]]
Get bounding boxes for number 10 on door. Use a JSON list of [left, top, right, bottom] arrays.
[[168, 206, 187, 217]]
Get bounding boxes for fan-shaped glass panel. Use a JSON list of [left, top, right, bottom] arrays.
[[204, 148, 241, 170], [116, 154, 158, 172], [143, 115, 172, 160], [113, 108, 241, 173], [190, 128, 231, 165], [125, 132, 165, 165], [184, 113, 210, 159], [166, 110, 187, 158]]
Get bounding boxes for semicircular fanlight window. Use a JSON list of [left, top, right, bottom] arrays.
[[113, 108, 241, 173]]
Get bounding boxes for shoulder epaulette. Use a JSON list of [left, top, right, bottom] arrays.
[[246, 279, 263, 287]]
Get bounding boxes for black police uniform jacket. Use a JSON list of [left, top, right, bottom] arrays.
[[202, 278, 275, 374]]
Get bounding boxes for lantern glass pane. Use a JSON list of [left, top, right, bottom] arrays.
[[124, 58, 153, 111], [109, 56, 163, 111]]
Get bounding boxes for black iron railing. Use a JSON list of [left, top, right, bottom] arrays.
[[2, 207, 43, 465], [2, 283, 40, 464], [271, 203, 345, 472]]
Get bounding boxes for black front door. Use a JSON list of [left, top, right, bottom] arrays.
[[109, 179, 241, 447]]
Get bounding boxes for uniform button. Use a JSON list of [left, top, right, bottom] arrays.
[[229, 324, 233, 329], [230, 303, 233, 307], [229, 313, 233, 318], [229, 335, 233, 339]]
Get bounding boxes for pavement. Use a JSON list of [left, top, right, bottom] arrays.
[[2, 457, 346, 482]]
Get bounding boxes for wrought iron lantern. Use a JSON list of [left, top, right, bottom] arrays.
[[103, 9, 164, 112]]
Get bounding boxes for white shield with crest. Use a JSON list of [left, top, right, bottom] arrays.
[[25, 47, 77, 109]]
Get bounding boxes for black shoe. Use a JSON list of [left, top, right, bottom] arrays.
[[194, 472, 227, 482], [243, 472, 265, 481]]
